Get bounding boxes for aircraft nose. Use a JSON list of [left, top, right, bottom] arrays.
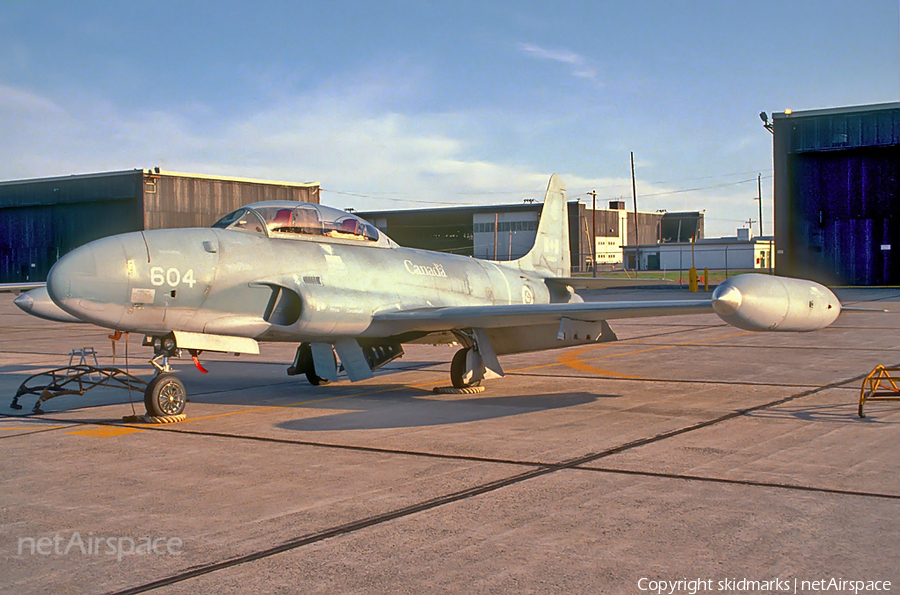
[[711, 282, 742, 316], [47, 235, 130, 327]]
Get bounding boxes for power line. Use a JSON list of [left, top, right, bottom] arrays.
[[323, 173, 774, 210], [646, 168, 773, 185], [637, 175, 773, 198], [571, 175, 773, 202], [320, 188, 465, 206]]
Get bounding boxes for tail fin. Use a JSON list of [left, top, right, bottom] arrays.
[[514, 174, 571, 277]]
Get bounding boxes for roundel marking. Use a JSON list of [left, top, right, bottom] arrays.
[[522, 285, 535, 304]]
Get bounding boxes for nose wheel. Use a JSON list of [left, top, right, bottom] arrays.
[[143, 374, 187, 417]]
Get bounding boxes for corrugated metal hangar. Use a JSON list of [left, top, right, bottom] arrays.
[[773, 102, 900, 285], [0, 169, 319, 283]]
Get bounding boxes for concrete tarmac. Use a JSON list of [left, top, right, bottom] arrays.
[[1, 286, 899, 594]]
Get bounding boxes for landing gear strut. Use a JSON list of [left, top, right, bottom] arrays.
[[450, 347, 481, 389], [287, 342, 331, 386]]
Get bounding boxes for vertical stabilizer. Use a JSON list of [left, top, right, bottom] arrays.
[[515, 174, 571, 277]]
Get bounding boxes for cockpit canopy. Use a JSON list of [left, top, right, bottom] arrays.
[[212, 201, 388, 245]]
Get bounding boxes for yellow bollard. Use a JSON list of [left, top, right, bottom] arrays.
[[703, 267, 709, 292], [689, 267, 698, 292]]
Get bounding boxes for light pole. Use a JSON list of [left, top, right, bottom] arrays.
[[588, 190, 597, 277], [754, 173, 763, 237], [631, 152, 639, 271]]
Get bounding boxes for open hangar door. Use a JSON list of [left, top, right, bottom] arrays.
[[774, 103, 900, 286], [792, 146, 900, 285]]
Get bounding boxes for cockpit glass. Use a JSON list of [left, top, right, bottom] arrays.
[[256, 205, 379, 242], [212, 209, 245, 229], [212, 203, 381, 243], [211, 208, 266, 235]]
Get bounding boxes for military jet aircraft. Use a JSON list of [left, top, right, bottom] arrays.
[[10, 175, 843, 418]]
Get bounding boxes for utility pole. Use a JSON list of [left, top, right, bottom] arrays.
[[493, 212, 498, 259], [755, 173, 763, 237], [588, 190, 597, 277], [631, 152, 640, 271], [745, 218, 756, 232]]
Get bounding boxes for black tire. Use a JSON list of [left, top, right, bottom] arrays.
[[450, 347, 481, 389], [306, 369, 331, 386], [144, 374, 187, 417]]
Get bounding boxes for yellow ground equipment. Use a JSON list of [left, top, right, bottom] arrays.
[[858, 365, 900, 418]]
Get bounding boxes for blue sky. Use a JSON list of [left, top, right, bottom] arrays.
[[1, 1, 897, 235]]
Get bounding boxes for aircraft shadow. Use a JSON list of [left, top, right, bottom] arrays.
[[276, 390, 608, 431]]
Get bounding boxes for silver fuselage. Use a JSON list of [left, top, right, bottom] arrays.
[[46, 227, 557, 343]]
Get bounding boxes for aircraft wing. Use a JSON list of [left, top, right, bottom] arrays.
[[0, 282, 46, 295], [369, 299, 712, 335], [546, 277, 671, 290]]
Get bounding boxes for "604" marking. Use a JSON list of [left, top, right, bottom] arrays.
[[150, 267, 196, 288]]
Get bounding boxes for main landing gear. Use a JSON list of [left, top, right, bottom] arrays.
[[450, 347, 481, 389], [284, 340, 486, 391], [286, 343, 332, 386]]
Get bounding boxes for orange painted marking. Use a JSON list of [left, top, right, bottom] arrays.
[[557, 346, 644, 378], [555, 330, 753, 378], [68, 426, 143, 438]]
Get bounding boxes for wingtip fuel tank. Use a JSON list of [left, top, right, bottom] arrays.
[[712, 273, 840, 332], [13, 286, 85, 324]]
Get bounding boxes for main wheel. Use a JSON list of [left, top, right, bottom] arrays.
[[306, 369, 331, 386], [144, 374, 187, 417], [450, 347, 481, 389]]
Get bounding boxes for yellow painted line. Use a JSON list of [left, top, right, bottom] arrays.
[[178, 407, 278, 423], [68, 426, 144, 438]]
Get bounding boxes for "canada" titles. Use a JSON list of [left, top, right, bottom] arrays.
[[404, 260, 448, 278]]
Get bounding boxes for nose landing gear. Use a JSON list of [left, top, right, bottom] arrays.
[[142, 333, 188, 419]]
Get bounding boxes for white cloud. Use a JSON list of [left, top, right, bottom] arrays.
[[0, 85, 63, 114], [0, 79, 759, 234], [0, 81, 555, 207], [517, 43, 599, 81]]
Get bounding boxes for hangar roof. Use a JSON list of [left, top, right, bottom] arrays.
[[0, 168, 319, 188], [772, 101, 900, 120]]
